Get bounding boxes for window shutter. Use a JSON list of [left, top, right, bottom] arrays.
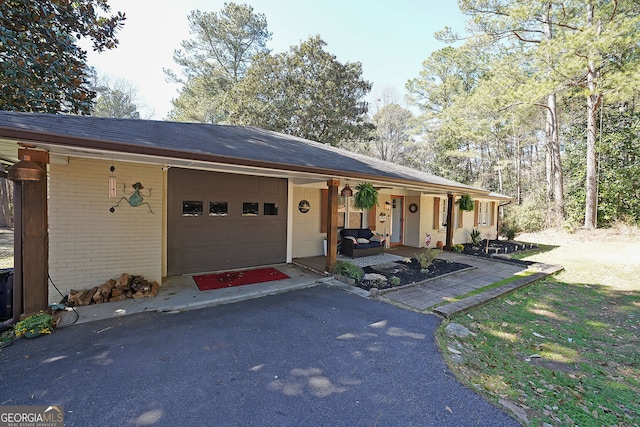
[[474, 201, 479, 227], [368, 205, 377, 231], [320, 189, 327, 233], [490, 202, 496, 226], [433, 197, 440, 229]]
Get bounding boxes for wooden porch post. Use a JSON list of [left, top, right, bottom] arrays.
[[444, 193, 454, 251], [325, 179, 339, 272], [12, 149, 49, 316]]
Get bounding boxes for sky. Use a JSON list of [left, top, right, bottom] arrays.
[[85, 0, 467, 120]]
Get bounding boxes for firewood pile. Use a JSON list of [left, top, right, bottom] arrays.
[[67, 273, 159, 306]]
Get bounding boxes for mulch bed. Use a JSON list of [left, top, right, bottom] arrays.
[[357, 259, 472, 291], [460, 240, 538, 266]]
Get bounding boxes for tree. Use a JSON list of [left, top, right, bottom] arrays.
[[453, 0, 579, 226], [553, 1, 640, 228], [407, 45, 488, 183], [223, 36, 372, 145], [370, 103, 414, 163], [92, 77, 142, 118], [0, 0, 125, 114], [166, 2, 271, 123], [455, 0, 640, 229]]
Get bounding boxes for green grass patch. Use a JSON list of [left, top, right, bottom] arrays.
[[509, 243, 555, 260], [430, 270, 537, 308], [436, 278, 640, 426]]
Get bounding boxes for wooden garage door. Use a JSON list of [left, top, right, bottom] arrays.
[[167, 168, 288, 275]]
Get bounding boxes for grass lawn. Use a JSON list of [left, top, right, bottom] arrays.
[[435, 227, 640, 426]]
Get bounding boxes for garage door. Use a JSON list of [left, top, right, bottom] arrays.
[[167, 168, 288, 275]]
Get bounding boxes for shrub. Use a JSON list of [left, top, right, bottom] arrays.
[[499, 219, 519, 240], [505, 197, 546, 232], [468, 228, 482, 245], [335, 261, 364, 281], [452, 244, 464, 253], [415, 249, 441, 270]]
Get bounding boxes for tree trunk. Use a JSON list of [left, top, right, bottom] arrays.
[[548, 93, 565, 225], [585, 83, 600, 229], [584, 3, 600, 229], [515, 134, 522, 204], [543, 3, 565, 226]]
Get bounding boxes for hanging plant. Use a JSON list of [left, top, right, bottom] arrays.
[[353, 182, 379, 210], [457, 193, 474, 211]]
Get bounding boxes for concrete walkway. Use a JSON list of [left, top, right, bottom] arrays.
[[377, 252, 562, 316], [378, 252, 525, 311]]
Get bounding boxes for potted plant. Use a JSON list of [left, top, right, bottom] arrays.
[[14, 312, 55, 338], [456, 193, 474, 211], [353, 182, 379, 210]]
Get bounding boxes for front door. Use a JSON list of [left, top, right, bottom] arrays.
[[390, 196, 404, 245]]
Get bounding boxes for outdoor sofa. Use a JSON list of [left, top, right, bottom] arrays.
[[339, 228, 385, 258]]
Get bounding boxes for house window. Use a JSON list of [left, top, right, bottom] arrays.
[[264, 203, 278, 215], [242, 202, 259, 216], [440, 197, 448, 228], [338, 196, 363, 229], [209, 201, 228, 216], [479, 202, 490, 226], [182, 201, 203, 217]]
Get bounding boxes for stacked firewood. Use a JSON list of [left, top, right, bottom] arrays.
[[67, 273, 159, 306]]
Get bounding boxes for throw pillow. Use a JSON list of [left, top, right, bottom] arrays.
[[356, 238, 370, 244], [344, 236, 357, 243]]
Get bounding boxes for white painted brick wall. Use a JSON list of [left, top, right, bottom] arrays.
[[291, 187, 324, 257], [48, 158, 162, 302]]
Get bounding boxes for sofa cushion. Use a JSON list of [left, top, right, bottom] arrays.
[[359, 229, 374, 239], [341, 229, 360, 239], [370, 235, 385, 243]]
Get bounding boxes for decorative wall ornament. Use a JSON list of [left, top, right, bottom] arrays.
[[110, 182, 154, 214], [409, 203, 418, 213], [108, 164, 117, 198], [298, 200, 310, 213]]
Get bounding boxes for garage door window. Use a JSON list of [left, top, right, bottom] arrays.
[[264, 203, 278, 215], [242, 202, 259, 216], [209, 201, 228, 216], [182, 201, 203, 216]]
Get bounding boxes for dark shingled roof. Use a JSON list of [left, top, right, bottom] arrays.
[[0, 111, 488, 194]]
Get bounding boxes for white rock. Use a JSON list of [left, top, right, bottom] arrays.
[[447, 346, 462, 355], [363, 273, 387, 282], [444, 323, 475, 338]]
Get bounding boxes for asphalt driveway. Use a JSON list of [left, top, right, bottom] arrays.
[[0, 286, 519, 426]]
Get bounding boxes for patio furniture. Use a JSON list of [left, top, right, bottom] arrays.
[[340, 228, 385, 258]]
